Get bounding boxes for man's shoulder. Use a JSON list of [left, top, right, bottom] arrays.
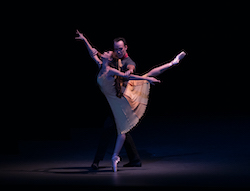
[[123, 56, 136, 66]]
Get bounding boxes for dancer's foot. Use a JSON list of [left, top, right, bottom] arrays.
[[172, 51, 186, 65], [91, 162, 99, 170], [112, 155, 120, 172]]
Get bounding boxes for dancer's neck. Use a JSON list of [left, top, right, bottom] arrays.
[[100, 60, 109, 72]]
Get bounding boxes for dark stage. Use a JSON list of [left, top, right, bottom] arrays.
[[3, 2, 249, 190], [1, 116, 250, 190]]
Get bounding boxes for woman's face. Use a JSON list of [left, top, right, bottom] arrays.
[[101, 51, 113, 61]]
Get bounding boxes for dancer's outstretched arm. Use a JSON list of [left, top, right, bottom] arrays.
[[147, 51, 186, 77], [75, 30, 102, 68], [108, 67, 160, 85]]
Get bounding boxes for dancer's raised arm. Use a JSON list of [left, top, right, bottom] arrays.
[[75, 30, 102, 68]]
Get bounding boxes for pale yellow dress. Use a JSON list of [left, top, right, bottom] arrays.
[[97, 72, 150, 134]]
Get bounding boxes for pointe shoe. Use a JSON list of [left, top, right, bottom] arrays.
[[112, 155, 120, 172], [172, 51, 187, 65]]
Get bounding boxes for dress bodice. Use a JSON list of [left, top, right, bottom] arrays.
[[97, 72, 117, 98]]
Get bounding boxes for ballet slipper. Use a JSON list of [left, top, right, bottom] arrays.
[[112, 155, 120, 172], [172, 51, 187, 65]]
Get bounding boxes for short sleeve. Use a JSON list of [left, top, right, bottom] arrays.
[[121, 57, 136, 72]]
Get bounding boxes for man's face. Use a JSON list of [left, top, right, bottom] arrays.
[[114, 40, 127, 59]]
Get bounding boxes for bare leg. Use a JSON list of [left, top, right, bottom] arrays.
[[146, 62, 173, 77], [147, 51, 186, 77], [113, 134, 126, 156], [112, 134, 126, 172]]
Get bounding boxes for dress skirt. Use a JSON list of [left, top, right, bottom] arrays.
[[97, 73, 150, 134]]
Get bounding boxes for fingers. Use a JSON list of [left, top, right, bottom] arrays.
[[75, 30, 80, 39], [153, 80, 161, 84], [75, 36, 82, 40], [150, 79, 161, 85], [75, 30, 83, 40], [124, 70, 131, 77]]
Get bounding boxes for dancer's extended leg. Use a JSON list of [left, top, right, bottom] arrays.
[[112, 134, 126, 172], [147, 51, 186, 77]]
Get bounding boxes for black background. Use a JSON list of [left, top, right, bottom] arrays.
[[2, 2, 249, 153]]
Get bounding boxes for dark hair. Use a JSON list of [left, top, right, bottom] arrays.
[[115, 76, 123, 98], [113, 37, 127, 46]]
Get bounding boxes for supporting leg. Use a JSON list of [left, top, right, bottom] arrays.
[[112, 133, 126, 172], [113, 133, 126, 156]]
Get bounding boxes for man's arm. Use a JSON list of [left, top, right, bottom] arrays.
[[126, 64, 135, 74]]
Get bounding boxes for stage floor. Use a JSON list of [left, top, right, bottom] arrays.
[[1, 116, 249, 190]]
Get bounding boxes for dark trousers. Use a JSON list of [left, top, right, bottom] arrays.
[[93, 115, 140, 163]]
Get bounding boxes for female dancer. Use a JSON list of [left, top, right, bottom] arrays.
[[75, 30, 186, 172]]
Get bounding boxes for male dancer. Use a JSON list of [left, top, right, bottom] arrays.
[[91, 37, 142, 169]]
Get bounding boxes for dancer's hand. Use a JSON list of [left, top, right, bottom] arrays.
[[75, 30, 98, 57], [147, 77, 161, 85], [75, 30, 86, 40], [124, 70, 133, 78]]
